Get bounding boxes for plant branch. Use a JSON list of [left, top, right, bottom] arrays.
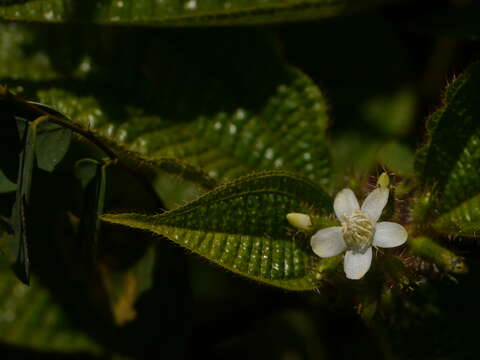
[[0, 85, 118, 160]]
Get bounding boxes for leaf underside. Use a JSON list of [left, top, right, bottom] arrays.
[[103, 171, 332, 291]]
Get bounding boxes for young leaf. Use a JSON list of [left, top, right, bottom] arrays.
[[415, 62, 480, 234], [0, 0, 400, 26], [103, 171, 331, 291]]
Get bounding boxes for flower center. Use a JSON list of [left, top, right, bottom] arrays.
[[341, 210, 374, 252]]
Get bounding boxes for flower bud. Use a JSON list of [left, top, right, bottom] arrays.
[[286, 213, 312, 230], [377, 172, 390, 189]]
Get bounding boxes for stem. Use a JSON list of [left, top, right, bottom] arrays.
[[0, 85, 117, 160]]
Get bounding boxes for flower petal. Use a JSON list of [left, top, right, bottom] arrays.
[[373, 222, 408, 248], [344, 247, 373, 280], [311, 227, 346, 258], [361, 187, 389, 223], [334, 188, 360, 221]]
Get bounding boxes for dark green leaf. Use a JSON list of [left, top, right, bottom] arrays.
[[0, 0, 400, 26], [75, 158, 100, 189], [0, 104, 21, 183], [75, 159, 107, 250], [0, 169, 16, 193], [35, 122, 72, 172], [103, 171, 331, 291], [0, 255, 103, 354], [377, 141, 414, 176], [28, 102, 73, 172], [11, 119, 37, 285], [36, 65, 332, 189], [415, 62, 480, 234]]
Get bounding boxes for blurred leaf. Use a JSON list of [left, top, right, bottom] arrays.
[[0, 169, 16, 193], [154, 173, 201, 210], [11, 118, 38, 285], [103, 171, 331, 291], [415, 62, 480, 234], [0, 24, 57, 81], [0, 0, 400, 26], [0, 255, 103, 355], [377, 141, 414, 176], [100, 245, 156, 326], [280, 16, 414, 139], [361, 87, 416, 137]]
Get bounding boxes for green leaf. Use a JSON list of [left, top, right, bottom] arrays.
[[377, 141, 414, 176], [101, 245, 156, 326], [0, 169, 16, 193], [408, 236, 467, 274], [75, 159, 107, 249], [11, 118, 38, 285], [0, 0, 399, 26], [38, 65, 331, 187], [11, 29, 332, 190], [102, 171, 331, 291], [415, 62, 480, 233], [31, 102, 72, 173], [0, 240, 103, 354], [0, 103, 21, 183]]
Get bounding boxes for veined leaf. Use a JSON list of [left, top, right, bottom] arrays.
[[2, 28, 332, 190], [103, 171, 331, 291], [433, 195, 480, 238], [36, 67, 331, 188], [415, 62, 480, 233], [0, 0, 399, 26]]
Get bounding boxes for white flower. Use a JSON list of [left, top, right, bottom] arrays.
[[310, 182, 407, 280]]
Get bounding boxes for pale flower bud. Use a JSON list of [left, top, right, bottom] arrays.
[[377, 172, 390, 189], [286, 213, 312, 230]]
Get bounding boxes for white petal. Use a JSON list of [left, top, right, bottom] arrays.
[[361, 187, 389, 223], [334, 188, 360, 221], [373, 222, 408, 248], [310, 227, 346, 258], [344, 247, 373, 280]]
